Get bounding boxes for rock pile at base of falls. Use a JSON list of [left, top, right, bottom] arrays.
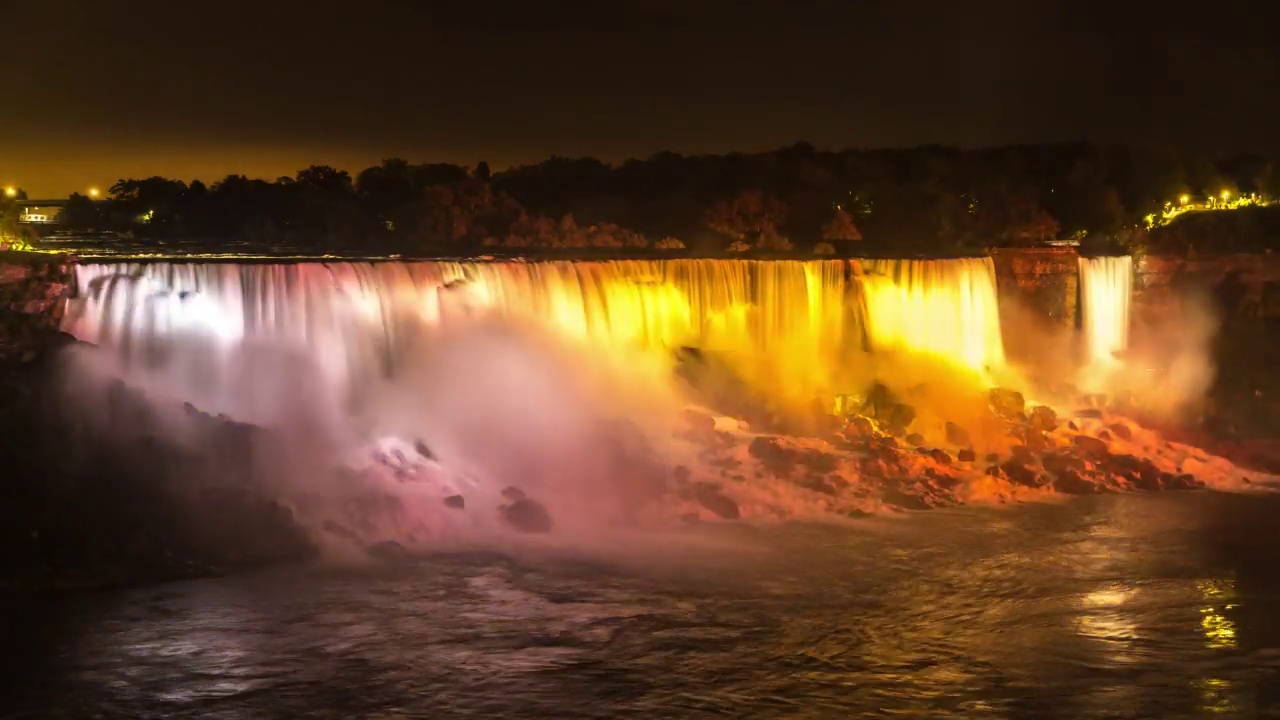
[[0, 345, 317, 592], [665, 379, 1240, 521]]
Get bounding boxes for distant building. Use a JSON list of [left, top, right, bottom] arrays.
[[18, 200, 67, 224]]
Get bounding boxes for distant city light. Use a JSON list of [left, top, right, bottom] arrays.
[[1179, 194, 1189, 205], [3, 187, 15, 198], [88, 187, 100, 198], [1221, 189, 1231, 200]]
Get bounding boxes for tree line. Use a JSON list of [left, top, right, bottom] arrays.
[[23, 143, 1280, 256]]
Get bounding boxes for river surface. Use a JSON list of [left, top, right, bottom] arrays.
[[6, 491, 1280, 719]]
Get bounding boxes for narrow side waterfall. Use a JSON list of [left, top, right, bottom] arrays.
[[1078, 255, 1133, 371], [857, 257, 1006, 376]]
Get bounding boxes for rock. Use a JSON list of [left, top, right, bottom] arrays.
[[845, 508, 871, 518], [694, 485, 741, 520], [1052, 470, 1098, 494], [989, 388, 1026, 418], [1067, 421, 1079, 431], [323, 520, 360, 542], [1074, 408, 1104, 419], [798, 476, 839, 495], [414, 440, 434, 460], [1000, 461, 1040, 487], [1025, 431, 1048, 452], [1041, 451, 1084, 475], [1010, 444, 1036, 465], [1072, 435, 1110, 458], [682, 409, 717, 434], [501, 486, 526, 502], [798, 449, 838, 474], [957, 448, 976, 462], [501, 498, 553, 533], [881, 488, 931, 511], [1098, 430, 1113, 442], [672, 465, 692, 484], [985, 452, 1001, 463], [945, 422, 970, 447], [885, 403, 916, 434], [860, 458, 888, 478], [905, 432, 925, 447], [1166, 473, 1203, 490], [1029, 406, 1058, 432], [1108, 423, 1133, 442], [367, 540, 410, 560], [928, 448, 952, 465], [748, 436, 796, 476], [443, 495, 465, 510], [846, 415, 877, 438]]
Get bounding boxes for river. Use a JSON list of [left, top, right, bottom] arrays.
[[6, 490, 1280, 719]]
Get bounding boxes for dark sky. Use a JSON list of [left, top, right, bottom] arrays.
[[4, 0, 1279, 196]]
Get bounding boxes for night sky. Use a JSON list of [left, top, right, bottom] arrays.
[[5, 0, 1278, 196]]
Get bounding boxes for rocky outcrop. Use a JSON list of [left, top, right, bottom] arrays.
[[0, 250, 74, 363]]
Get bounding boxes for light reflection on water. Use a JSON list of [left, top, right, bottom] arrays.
[[7, 492, 1280, 719]]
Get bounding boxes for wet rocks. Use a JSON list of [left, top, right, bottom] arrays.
[[443, 495, 465, 510], [1072, 434, 1110, 458], [881, 488, 931, 511], [501, 498, 553, 533], [957, 448, 977, 463], [414, 440, 434, 460], [501, 486, 526, 502], [928, 448, 952, 465], [989, 388, 1026, 418], [1029, 405, 1058, 432], [1074, 408, 1104, 419], [1108, 423, 1133, 442], [999, 461, 1041, 488], [748, 436, 797, 476], [1052, 470, 1099, 494], [694, 484, 741, 520], [905, 432, 925, 447], [367, 540, 410, 560], [682, 409, 717, 435], [845, 415, 876, 438], [945, 422, 971, 447]]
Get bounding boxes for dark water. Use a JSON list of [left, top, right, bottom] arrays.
[[7, 492, 1280, 719]]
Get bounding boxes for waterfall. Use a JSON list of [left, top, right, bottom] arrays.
[[1078, 255, 1133, 369], [857, 257, 1006, 375], [64, 257, 1007, 417]]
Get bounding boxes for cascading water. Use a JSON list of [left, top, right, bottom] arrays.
[[857, 257, 1006, 377], [1078, 255, 1133, 381], [66, 259, 865, 415], [57, 254, 1257, 551]]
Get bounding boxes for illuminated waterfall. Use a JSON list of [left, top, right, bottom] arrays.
[[856, 257, 1006, 375], [65, 257, 1006, 415], [1078, 255, 1132, 369], [67, 260, 857, 407]]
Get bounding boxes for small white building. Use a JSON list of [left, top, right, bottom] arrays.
[[18, 202, 65, 224]]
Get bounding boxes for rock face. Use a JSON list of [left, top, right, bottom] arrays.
[[0, 251, 74, 363], [501, 498, 553, 533]]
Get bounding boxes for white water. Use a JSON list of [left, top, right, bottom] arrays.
[[1078, 255, 1133, 391]]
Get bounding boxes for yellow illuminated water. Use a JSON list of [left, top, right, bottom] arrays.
[[1078, 255, 1132, 372], [858, 258, 1006, 377], [66, 257, 1006, 416]]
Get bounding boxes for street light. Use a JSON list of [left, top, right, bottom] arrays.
[[1179, 194, 1190, 205], [1221, 189, 1231, 201], [3, 187, 15, 198], [88, 187, 100, 198]]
